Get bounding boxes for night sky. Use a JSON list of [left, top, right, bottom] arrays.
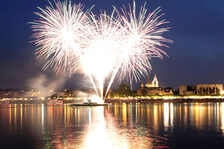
[[1, 0, 224, 90]]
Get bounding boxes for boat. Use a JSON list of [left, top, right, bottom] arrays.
[[69, 99, 111, 106], [70, 102, 110, 106]]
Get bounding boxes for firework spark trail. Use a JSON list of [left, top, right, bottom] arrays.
[[104, 1, 172, 96], [31, 0, 172, 100], [31, 0, 89, 75], [113, 1, 172, 83], [81, 11, 124, 98]]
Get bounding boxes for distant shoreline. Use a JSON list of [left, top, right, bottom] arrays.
[[105, 98, 224, 103], [1, 97, 224, 104]]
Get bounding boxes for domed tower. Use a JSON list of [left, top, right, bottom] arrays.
[[141, 80, 144, 88], [145, 76, 152, 87], [152, 74, 159, 87]]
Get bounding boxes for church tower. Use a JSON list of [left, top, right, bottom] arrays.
[[145, 76, 152, 87], [152, 74, 159, 87]]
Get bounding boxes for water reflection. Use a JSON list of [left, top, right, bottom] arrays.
[[1, 103, 224, 148]]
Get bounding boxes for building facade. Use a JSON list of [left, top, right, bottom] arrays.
[[137, 74, 173, 96], [196, 84, 223, 95], [179, 85, 196, 95], [179, 84, 223, 95]]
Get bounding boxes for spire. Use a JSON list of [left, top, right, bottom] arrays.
[[152, 74, 159, 87], [154, 74, 158, 81]]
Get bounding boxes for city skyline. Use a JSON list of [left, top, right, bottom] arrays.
[[1, 1, 224, 149], [1, 0, 224, 90]]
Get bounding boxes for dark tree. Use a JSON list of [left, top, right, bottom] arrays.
[[141, 88, 148, 96], [117, 84, 132, 97], [51, 94, 57, 99]]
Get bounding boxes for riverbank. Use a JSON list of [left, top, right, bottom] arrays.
[[105, 98, 224, 103], [2, 97, 224, 104], [0, 99, 76, 104]]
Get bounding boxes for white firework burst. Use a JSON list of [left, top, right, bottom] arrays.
[[31, 0, 89, 74]]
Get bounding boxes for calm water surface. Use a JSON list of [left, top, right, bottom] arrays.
[[1, 103, 224, 149]]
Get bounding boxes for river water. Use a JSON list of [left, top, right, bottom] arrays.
[[0, 103, 224, 149]]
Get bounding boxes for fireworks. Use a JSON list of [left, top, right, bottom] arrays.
[[31, 0, 172, 99], [31, 0, 89, 74], [114, 1, 171, 82]]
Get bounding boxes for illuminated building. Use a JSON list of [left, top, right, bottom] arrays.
[[145, 76, 152, 87], [196, 84, 223, 95], [54, 91, 65, 97], [0, 89, 26, 98], [145, 74, 159, 88], [137, 74, 173, 96], [179, 84, 223, 95], [64, 89, 77, 97], [179, 85, 196, 95]]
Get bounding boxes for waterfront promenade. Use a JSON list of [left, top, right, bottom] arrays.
[[2, 96, 224, 104]]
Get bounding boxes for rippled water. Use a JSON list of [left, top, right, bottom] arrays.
[[1, 103, 224, 149]]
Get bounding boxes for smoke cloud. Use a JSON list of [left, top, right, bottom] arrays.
[[27, 73, 67, 97]]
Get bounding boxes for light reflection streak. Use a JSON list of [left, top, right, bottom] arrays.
[[164, 103, 169, 130], [130, 103, 133, 123], [20, 104, 23, 133], [217, 103, 220, 127], [170, 103, 174, 128], [195, 103, 199, 128], [135, 103, 138, 123], [122, 103, 127, 125], [41, 104, 44, 129], [184, 104, 187, 126], [215, 103, 217, 124], [9, 104, 12, 133], [153, 104, 158, 133], [222, 103, 224, 133], [190, 103, 193, 126], [3, 102, 224, 148], [137, 103, 141, 122], [208, 103, 211, 126], [146, 104, 150, 123], [14, 104, 17, 130], [64, 104, 67, 126], [83, 107, 129, 149], [88, 107, 91, 127]]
